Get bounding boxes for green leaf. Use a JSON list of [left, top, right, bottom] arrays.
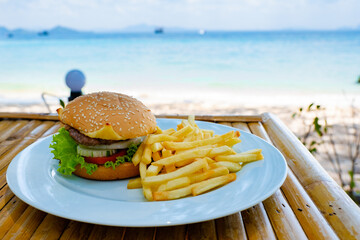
[[308, 103, 314, 111], [348, 170, 356, 189], [50, 128, 97, 175], [313, 117, 323, 137], [104, 143, 140, 169], [309, 147, 317, 154], [59, 99, 65, 108], [292, 113, 297, 118]]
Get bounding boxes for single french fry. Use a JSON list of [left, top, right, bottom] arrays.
[[175, 158, 194, 167], [127, 177, 142, 189], [211, 161, 242, 172], [165, 163, 176, 173], [151, 142, 163, 152], [208, 145, 236, 158], [202, 129, 214, 137], [240, 149, 262, 155], [215, 153, 264, 163], [191, 173, 237, 196], [143, 186, 153, 201], [153, 184, 194, 201], [158, 176, 191, 191], [147, 134, 178, 144], [142, 144, 152, 164], [162, 149, 173, 158], [139, 162, 147, 180], [171, 125, 194, 139], [203, 132, 212, 139], [223, 137, 241, 147], [188, 166, 229, 183], [132, 141, 146, 166], [162, 128, 176, 135], [176, 121, 186, 130], [163, 131, 234, 150], [174, 145, 214, 155], [204, 157, 216, 165], [233, 131, 240, 138], [143, 158, 208, 186], [152, 148, 211, 167], [155, 126, 163, 134], [195, 128, 204, 140], [152, 151, 161, 161], [146, 164, 162, 176], [188, 115, 197, 127]]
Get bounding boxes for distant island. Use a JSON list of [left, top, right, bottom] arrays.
[[0, 24, 199, 39], [1, 24, 359, 39]]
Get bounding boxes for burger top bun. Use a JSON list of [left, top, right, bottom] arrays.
[[58, 92, 157, 140]]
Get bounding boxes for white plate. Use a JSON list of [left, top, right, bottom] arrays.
[[6, 118, 287, 227]]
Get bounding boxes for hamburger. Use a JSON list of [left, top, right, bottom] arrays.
[[50, 91, 157, 180]]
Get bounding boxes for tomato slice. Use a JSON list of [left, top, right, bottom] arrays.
[[84, 149, 127, 165]]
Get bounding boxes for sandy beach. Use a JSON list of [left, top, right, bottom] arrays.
[[1, 89, 359, 193]]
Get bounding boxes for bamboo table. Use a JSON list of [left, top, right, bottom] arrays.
[[0, 112, 359, 240]]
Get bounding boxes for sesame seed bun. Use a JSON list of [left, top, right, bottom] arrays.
[[73, 162, 140, 180], [58, 92, 157, 140]]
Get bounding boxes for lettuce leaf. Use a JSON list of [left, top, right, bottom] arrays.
[[104, 143, 139, 169], [50, 127, 98, 175]]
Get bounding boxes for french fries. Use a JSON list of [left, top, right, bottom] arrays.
[[128, 116, 264, 201]]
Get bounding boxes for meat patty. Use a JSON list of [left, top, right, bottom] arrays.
[[65, 125, 119, 146]]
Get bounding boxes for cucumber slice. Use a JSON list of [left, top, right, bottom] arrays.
[[77, 145, 116, 157]]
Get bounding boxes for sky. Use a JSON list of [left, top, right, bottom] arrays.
[[0, 0, 359, 31]]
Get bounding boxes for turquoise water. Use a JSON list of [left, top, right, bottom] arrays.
[[1, 31, 360, 95]]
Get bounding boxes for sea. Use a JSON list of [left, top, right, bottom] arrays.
[[1, 31, 360, 106]]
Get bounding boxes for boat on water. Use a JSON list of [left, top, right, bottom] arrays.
[[154, 28, 164, 34], [199, 29, 206, 35]]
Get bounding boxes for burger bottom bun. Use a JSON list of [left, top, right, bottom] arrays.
[[74, 162, 140, 180]]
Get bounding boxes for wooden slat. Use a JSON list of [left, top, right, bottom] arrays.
[[248, 121, 339, 240], [155, 225, 187, 240], [40, 122, 63, 138], [282, 170, 339, 239], [0, 112, 263, 123], [218, 121, 233, 127], [241, 205, 276, 240], [87, 225, 125, 240], [261, 113, 360, 239], [262, 190, 308, 239], [0, 197, 28, 239], [0, 120, 60, 238], [0, 120, 13, 133], [30, 215, 70, 240], [0, 185, 14, 210], [0, 166, 8, 189], [0, 120, 29, 142], [215, 213, 248, 240], [0, 112, 59, 121], [0, 121, 55, 171], [187, 220, 217, 240], [122, 227, 155, 240], [2, 206, 47, 240], [0, 120, 42, 159], [59, 221, 95, 240], [231, 122, 251, 133]]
